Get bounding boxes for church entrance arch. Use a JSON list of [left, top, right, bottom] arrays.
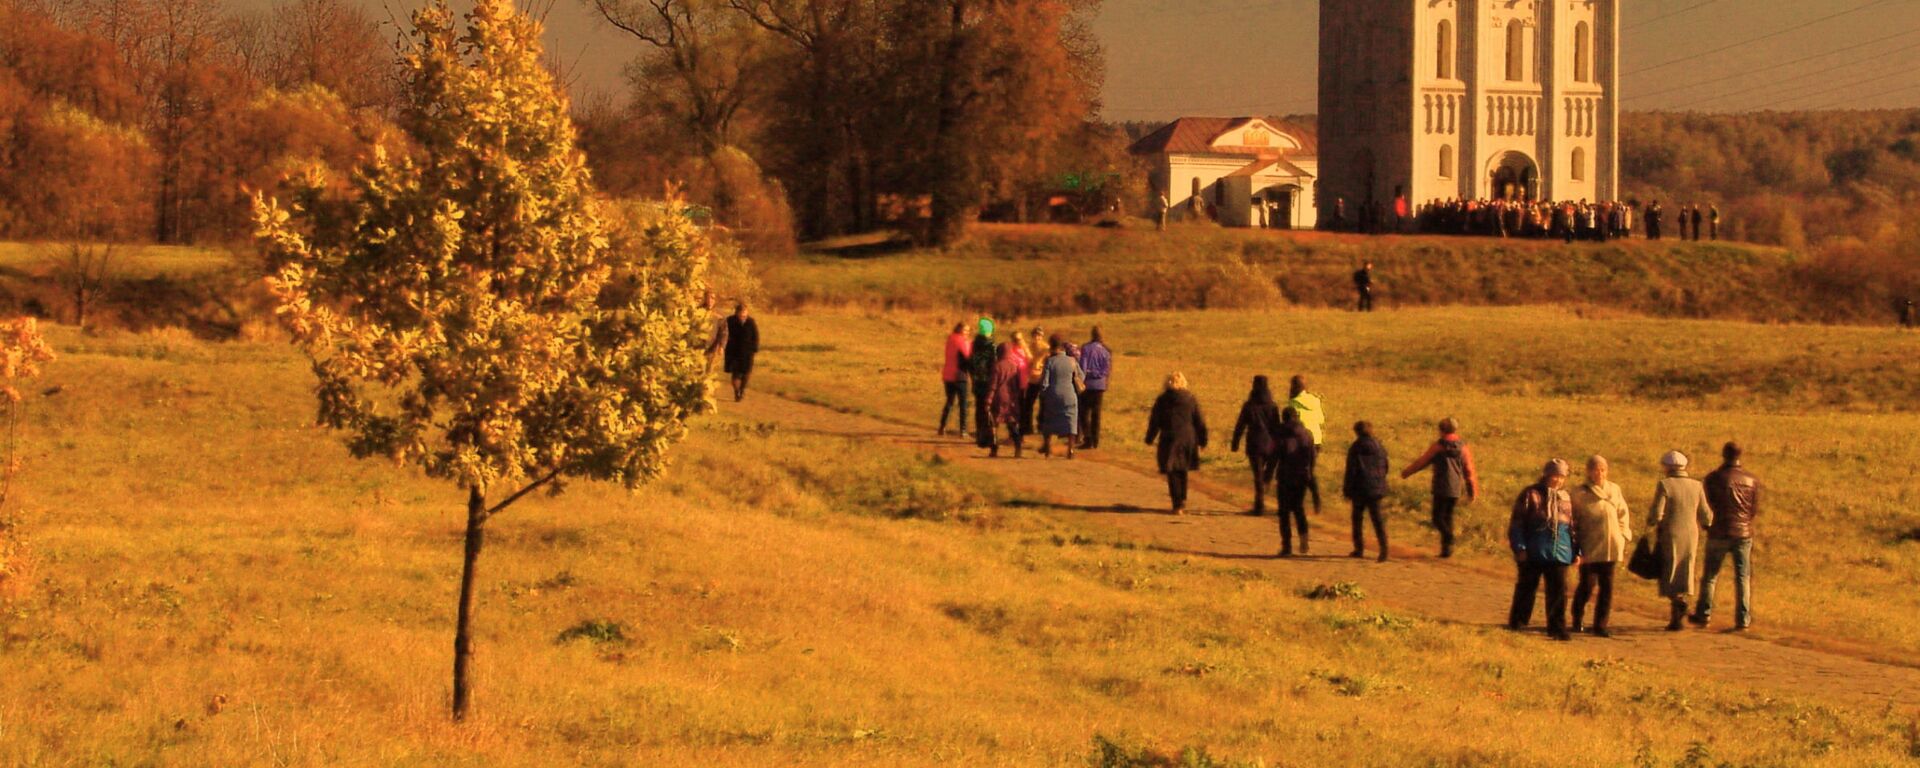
[[1259, 184, 1301, 229], [1487, 151, 1538, 201]]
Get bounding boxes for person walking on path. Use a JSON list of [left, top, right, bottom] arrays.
[[1230, 376, 1284, 516], [1401, 417, 1479, 557], [1145, 373, 1208, 515], [1021, 327, 1047, 438], [1570, 455, 1632, 637], [969, 318, 999, 450], [1649, 450, 1714, 631], [1695, 442, 1761, 630], [986, 343, 1027, 459], [716, 302, 759, 402], [1035, 338, 1083, 459], [1342, 421, 1391, 561], [1273, 407, 1316, 556], [938, 322, 972, 437], [1507, 459, 1578, 641], [1078, 328, 1112, 449], [1287, 376, 1327, 515], [1353, 262, 1375, 312]]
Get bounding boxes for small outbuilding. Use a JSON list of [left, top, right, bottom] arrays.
[[1128, 117, 1319, 229]]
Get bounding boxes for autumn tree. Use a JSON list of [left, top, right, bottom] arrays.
[[0, 318, 54, 603], [253, 0, 714, 721], [588, 0, 773, 155]]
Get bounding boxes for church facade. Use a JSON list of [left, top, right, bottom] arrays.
[[1316, 0, 1618, 225]]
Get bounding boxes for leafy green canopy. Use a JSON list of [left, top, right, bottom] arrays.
[[253, 0, 713, 496]]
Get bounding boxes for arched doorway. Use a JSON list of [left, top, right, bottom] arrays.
[[1260, 185, 1301, 229], [1487, 151, 1538, 201]]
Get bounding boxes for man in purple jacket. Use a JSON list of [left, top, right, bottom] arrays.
[[1077, 327, 1112, 449]]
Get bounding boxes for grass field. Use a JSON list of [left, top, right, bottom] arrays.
[[3, 324, 1919, 764], [749, 305, 1920, 662]]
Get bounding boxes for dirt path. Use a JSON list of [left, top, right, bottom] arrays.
[[724, 393, 1920, 711]]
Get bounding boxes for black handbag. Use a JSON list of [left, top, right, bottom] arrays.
[[1627, 537, 1660, 580]]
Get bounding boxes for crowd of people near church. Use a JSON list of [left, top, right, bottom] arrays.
[[934, 318, 1763, 642], [1326, 196, 1723, 242]]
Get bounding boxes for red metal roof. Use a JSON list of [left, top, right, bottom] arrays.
[[1127, 117, 1319, 158]]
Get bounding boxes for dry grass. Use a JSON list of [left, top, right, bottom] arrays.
[[3, 324, 1917, 764], [750, 305, 1920, 660]]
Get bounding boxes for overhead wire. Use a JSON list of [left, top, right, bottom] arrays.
[[1622, 0, 1722, 32], [1659, 38, 1920, 111], [1624, 0, 1898, 76], [1623, 27, 1918, 103]]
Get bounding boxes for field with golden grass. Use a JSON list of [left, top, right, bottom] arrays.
[[2, 312, 1918, 765]]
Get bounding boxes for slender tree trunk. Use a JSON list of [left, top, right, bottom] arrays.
[[926, 0, 969, 246], [451, 485, 487, 721]]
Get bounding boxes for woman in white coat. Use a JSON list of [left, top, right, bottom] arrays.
[[1570, 456, 1631, 637]]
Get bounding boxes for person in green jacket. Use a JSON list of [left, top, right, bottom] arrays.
[[1288, 375, 1327, 514]]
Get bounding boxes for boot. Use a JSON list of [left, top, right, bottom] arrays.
[[1666, 601, 1687, 632]]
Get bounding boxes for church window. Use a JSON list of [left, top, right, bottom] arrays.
[[1506, 20, 1526, 82], [1575, 22, 1592, 83], [1572, 147, 1587, 181], [1439, 145, 1454, 179], [1437, 20, 1454, 79]]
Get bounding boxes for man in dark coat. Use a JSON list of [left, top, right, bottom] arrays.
[[1900, 299, 1916, 329], [1343, 421, 1390, 561], [1353, 262, 1375, 312], [1231, 376, 1284, 516], [1690, 205, 1704, 242], [1145, 373, 1207, 515], [1646, 201, 1663, 240], [715, 302, 759, 402], [1694, 442, 1761, 630], [1401, 417, 1479, 557], [1272, 407, 1316, 557]]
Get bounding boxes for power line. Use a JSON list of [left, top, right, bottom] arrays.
[[1661, 39, 1920, 110], [1624, 0, 1898, 77], [1767, 66, 1920, 111], [1624, 28, 1918, 103], [1623, 0, 1722, 32], [1797, 79, 1920, 111]]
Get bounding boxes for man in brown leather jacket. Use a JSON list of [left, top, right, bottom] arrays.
[[1693, 442, 1761, 630]]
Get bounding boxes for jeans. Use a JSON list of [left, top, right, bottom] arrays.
[[1572, 561, 1616, 630], [1509, 560, 1571, 634], [1697, 538, 1753, 627], [1350, 497, 1387, 555], [1080, 389, 1105, 447], [1431, 496, 1459, 555], [940, 380, 968, 434]]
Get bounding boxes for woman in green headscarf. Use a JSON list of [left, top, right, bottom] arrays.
[[969, 317, 998, 449]]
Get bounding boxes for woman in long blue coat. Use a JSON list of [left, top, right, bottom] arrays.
[[1036, 338, 1083, 459]]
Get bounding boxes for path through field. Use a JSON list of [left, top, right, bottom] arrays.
[[725, 392, 1920, 711]]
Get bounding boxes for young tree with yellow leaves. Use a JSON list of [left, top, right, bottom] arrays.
[[0, 318, 55, 603], [251, 0, 714, 722]]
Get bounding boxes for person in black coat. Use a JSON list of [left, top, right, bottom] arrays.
[[1343, 421, 1391, 562], [1145, 372, 1208, 515], [1352, 262, 1375, 312], [715, 302, 759, 402], [1272, 407, 1316, 556], [1230, 376, 1284, 517]]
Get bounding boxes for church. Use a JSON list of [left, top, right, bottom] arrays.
[[1127, 117, 1319, 229], [1316, 0, 1619, 225]]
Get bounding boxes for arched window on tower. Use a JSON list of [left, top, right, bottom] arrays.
[[1506, 20, 1526, 82], [1572, 147, 1588, 182], [1439, 145, 1454, 179], [1437, 20, 1454, 79], [1575, 22, 1591, 83]]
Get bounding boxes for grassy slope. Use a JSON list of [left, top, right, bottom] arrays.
[[762, 224, 1865, 324], [4, 328, 1917, 765], [749, 306, 1920, 660]]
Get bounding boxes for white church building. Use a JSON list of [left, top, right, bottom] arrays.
[[1128, 117, 1319, 229]]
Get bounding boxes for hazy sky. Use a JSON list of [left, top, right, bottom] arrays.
[[252, 0, 1920, 119]]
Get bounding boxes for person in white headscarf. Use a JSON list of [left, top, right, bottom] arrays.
[[1648, 450, 1714, 631]]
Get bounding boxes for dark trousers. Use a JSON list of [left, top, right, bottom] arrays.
[[1277, 482, 1309, 552], [971, 384, 993, 448], [1021, 382, 1041, 437], [1572, 561, 1616, 630], [1350, 497, 1387, 555], [1079, 389, 1105, 447], [1356, 287, 1373, 312], [940, 380, 968, 434], [1305, 445, 1322, 512], [1247, 454, 1275, 513], [1509, 560, 1570, 634], [1165, 471, 1189, 510], [1431, 496, 1459, 555]]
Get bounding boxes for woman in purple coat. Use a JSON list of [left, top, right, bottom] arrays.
[[986, 343, 1027, 458]]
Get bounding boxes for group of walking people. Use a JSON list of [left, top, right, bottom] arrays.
[[940, 318, 1110, 460]]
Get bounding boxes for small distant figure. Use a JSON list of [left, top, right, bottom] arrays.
[[1708, 204, 1721, 241], [1230, 376, 1283, 516], [1035, 337, 1083, 459], [1273, 407, 1316, 556], [1507, 458, 1577, 641], [938, 322, 972, 437], [1353, 261, 1375, 312], [1156, 192, 1170, 231], [1342, 421, 1390, 562], [1696, 442, 1761, 631], [1900, 299, 1915, 329], [1571, 455, 1632, 638], [1145, 372, 1208, 515], [986, 343, 1027, 459], [1648, 450, 1714, 631], [1078, 327, 1112, 448], [1287, 375, 1326, 515], [969, 318, 999, 449], [1401, 417, 1479, 558], [1646, 200, 1663, 240], [1690, 205, 1704, 242], [719, 302, 758, 402], [1022, 327, 1047, 438]]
